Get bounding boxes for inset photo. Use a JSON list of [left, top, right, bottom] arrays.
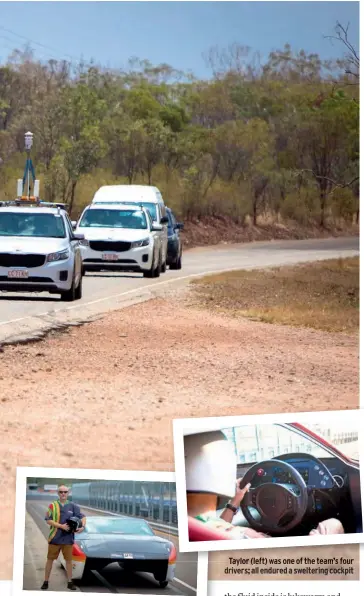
[[173, 409, 363, 552], [13, 468, 204, 596]]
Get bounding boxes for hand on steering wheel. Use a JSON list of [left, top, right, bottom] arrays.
[[231, 479, 251, 506], [240, 460, 308, 535]]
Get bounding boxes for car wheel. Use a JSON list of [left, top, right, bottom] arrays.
[[60, 273, 76, 301], [154, 254, 161, 278], [75, 273, 83, 300], [170, 255, 180, 270], [144, 253, 161, 278], [80, 565, 94, 584], [143, 265, 154, 278], [159, 581, 168, 588]]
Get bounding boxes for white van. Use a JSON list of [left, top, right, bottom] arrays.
[[92, 185, 166, 221], [91, 185, 168, 271]]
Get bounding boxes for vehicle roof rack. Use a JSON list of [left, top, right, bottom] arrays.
[[0, 199, 67, 210]]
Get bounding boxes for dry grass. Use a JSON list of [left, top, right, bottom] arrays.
[[191, 257, 359, 334]]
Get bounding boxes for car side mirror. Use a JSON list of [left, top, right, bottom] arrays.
[[152, 223, 163, 232], [160, 216, 169, 224], [73, 233, 85, 241], [71, 220, 77, 230]]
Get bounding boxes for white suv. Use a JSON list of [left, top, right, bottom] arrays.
[[0, 200, 84, 301], [91, 185, 168, 273], [76, 203, 165, 278]]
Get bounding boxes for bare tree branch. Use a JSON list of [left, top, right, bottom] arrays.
[[296, 169, 359, 190], [325, 22, 359, 80]]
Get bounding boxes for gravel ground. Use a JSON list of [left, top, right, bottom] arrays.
[[0, 292, 359, 580]]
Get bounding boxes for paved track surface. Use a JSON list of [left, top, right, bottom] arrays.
[[0, 237, 359, 345], [26, 500, 197, 595]]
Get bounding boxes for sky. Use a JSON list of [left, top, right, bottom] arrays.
[[0, 1, 359, 78]]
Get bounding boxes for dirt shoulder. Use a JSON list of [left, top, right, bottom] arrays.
[[191, 257, 359, 333], [0, 289, 358, 580]]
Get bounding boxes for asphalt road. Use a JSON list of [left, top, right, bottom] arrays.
[[26, 500, 197, 595], [0, 237, 359, 345]]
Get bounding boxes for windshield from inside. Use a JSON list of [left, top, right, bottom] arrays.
[[84, 517, 154, 535], [79, 209, 148, 229], [0, 212, 66, 238], [222, 422, 359, 463]]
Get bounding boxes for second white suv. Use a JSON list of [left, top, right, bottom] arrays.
[[76, 204, 165, 278]]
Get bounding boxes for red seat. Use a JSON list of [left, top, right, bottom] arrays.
[[188, 516, 235, 541]]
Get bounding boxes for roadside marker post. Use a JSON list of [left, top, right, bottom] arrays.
[[17, 131, 40, 201]]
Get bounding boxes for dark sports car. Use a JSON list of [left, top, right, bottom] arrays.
[[166, 207, 183, 270], [60, 516, 177, 587]]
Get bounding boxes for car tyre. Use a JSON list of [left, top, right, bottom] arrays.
[[154, 254, 161, 278], [161, 258, 167, 273], [159, 581, 168, 588], [60, 273, 77, 302], [75, 273, 83, 300], [143, 253, 161, 278], [170, 251, 182, 270], [80, 565, 95, 584]]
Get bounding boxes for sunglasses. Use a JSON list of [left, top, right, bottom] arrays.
[[59, 491, 69, 494]]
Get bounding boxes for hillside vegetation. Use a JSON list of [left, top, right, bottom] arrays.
[[0, 27, 359, 239]]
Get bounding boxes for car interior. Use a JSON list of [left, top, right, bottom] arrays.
[[188, 423, 361, 540]]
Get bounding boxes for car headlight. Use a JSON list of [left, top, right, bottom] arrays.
[[131, 238, 150, 248], [79, 239, 89, 247], [46, 249, 70, 262]]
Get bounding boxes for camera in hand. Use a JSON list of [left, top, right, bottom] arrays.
[[65, 516, 81, 533]]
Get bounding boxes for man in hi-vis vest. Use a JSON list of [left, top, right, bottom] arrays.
[[41, 484, 86, 591]]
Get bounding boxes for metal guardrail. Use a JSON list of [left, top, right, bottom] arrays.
[[26, 495, 179, 536]]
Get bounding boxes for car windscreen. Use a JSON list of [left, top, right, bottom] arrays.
[[79, 209, 148, 229], [0, 212, 66, 238], [120, 202, 158, 222], [84, 517, 154, 535]]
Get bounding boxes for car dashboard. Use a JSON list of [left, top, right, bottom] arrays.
[[226, 452, 362, 535], [249, 457, 335, 490], [237, 454, 351, 490]]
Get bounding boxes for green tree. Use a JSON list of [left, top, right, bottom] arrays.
[[295, 92, 359, 226], [60, 125, 106, 212], [57, 83, 107, 210], [141, 118, 170, 185]]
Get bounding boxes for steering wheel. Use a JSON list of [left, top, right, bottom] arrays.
[[240, 459, 308, 535]]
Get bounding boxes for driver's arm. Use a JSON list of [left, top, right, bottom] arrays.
[[220, 479, 251, 523]]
